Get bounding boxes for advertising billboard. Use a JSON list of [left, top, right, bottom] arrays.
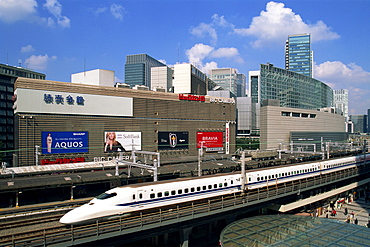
[[197, 132, 223, 151], [41, 132, 88, 154], [158, 131, 189, 150], [104, 132, 141, 152]]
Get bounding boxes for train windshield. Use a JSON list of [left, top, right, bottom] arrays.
[[96, 192, 117, 200]]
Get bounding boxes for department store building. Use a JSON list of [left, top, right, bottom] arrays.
[[13, 78, 236, 167]]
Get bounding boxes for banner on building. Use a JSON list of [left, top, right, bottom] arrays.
[[104, 132, 141, 152], [158, 131, 189, 150], [196, 132, 223, 151], [41, 131, 89, 154]]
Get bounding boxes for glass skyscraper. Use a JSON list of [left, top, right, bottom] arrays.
[[125, 54, 166, 88], [255, 63, 332, 110], [285, 33, 312, 77]]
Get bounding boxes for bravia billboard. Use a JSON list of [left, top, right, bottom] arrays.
[[104, 132, 141, 152], [41, 131, 89, 154], [158, 131, 189, 150], [196, 132, 223, 150]]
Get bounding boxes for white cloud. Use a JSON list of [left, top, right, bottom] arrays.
[[110, 4, 125, 21], [0, 0, 70, 27], [185, 43, 243, 74], [234, 1, 340, 48], [190, 23, 218, 45], [43, 0, 70, 28], [0, 0, 37, 22], [25, 54, 57, 71], [21, 45, 35, 53], [314, 61, 370, 114], [186, 43, 214, 68]]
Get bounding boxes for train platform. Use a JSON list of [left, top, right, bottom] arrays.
[[320, 197, 370, 227]]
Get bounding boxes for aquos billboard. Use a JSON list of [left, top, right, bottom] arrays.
[[41, 132, 89, 154], [196, 132, 224, 152]]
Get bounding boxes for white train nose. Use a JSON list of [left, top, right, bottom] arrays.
[[59, 204, 94, 225]]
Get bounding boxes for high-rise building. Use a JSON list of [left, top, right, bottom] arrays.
[[172, 63, 208, 95], [285, 33, 313, 77], [0, 63, 45, 165], [349, 115, 367, 134], [150, 66, 173, 92], [124, 54, 166, 88], [236, 73, 246, 97], [333, 89, 349, 121], [209, 68, 242, 97]]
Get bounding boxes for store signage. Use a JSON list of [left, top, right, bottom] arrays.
[[158, 131, 189, 150], [209, 97, 235, 104], [44, 93, 85, 105], [196, 132, 223, 149], [41, 131, 89, 154], [178, 94, 205, 102], [41, 157, 85, 165]]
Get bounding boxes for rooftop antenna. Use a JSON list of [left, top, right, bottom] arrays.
[[6, 53, 8, 65], [84, 57, 86, 77], [18, 59, 22, 67], [177, 43, 180, 64]]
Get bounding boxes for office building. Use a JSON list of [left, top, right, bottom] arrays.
[[150, 66, 173, 92], [173, 64, 208, 95], [260, 100, 346, 150], [210, 68, 242, 97], [349, 115, 367, 134], [236, 73, 246, 97], [256, 63, 332, 109], [285, 34, 313, 77], [0, 63, 45, 165], [124, 54, 166, 88], [71, 69, 115, 87], [333, 89, 349, 121]]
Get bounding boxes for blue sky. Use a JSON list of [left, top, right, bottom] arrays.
[[1, 0, 369, 115]]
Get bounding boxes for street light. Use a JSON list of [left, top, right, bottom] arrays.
[[16, 191, 22, 207]]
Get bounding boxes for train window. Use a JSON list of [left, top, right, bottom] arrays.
[[178, 189, 182, 194], [288, 172, 290, 176], [139, 193, 143, 199], [219, 183, 223, 187], [197, 187, 201, 191], [214, 184, 217, 188], [132, 194, 135, 200], [150, 193, 155, 199], [185, 188, 189, 193], [164, 191, 169, 196], [249, 178, 251, 182], [231, 180, 234, 184], [268, 175, 271, 179], [96, 192, 117, 200], [171, 190, 176, 195], [265, 176, 267, 180], [224, 182, 227, 187], [157, 192, 162, 198], [272, 175, 274, 178], [191, 188, 195, 192], [257, 177, 260, 181], [208, 185, 212, 189], [203, 186, 207, 190]]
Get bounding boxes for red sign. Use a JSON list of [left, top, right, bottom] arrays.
[[178, 94, 205, 102], [41, 157, 85, 165], [197, 132, 223, 148]]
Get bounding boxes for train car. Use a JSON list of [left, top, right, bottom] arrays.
[[60, 173, 241, 225], [60, 154, 367, 225]]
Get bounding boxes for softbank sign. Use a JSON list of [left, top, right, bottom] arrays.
[[178, 94, 205, 102]]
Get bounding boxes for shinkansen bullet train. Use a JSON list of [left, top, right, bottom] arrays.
[[60, 154, 369, 225]]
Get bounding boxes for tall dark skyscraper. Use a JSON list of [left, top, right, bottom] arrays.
[[124, 54, 166, 88], [285, 33, 313, 77]]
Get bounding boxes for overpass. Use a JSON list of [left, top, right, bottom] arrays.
[[1, 162, 369, 247]]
